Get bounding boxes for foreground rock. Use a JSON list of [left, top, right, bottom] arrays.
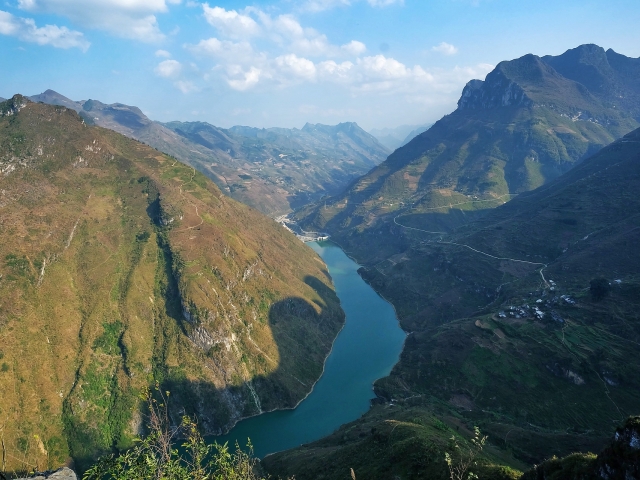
[[14, 468, 76, 480]]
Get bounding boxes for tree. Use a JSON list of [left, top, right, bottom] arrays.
[[84, 387, 265, 480], [444, 427, 487, 480]]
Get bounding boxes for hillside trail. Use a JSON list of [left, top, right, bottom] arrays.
[[393, 192, 629, 420], [174, 164, 204, 232], [392, 194, 549, 288]]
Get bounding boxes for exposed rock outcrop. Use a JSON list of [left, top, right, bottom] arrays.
[[13, 467, 77, 480]]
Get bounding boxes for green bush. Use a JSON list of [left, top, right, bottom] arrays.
[[84, 389, 267, 480]]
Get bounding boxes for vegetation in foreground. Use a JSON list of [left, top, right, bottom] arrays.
[[84, 389, 268, 480]]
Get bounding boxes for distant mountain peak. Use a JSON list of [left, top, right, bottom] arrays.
[[29, 89, 81, 112]]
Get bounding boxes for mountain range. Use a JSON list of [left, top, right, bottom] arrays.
[[272, 44, 640, 478], [4, 42, 640, 479], [0, 95, 344, 472], [266, 116, 640, 480], [27, 90, 390, 216], [296, 44, 640, 247]]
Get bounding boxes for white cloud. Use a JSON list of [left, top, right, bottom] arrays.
[[0, 10, 89, 50], [317, 60, 353, 82], [432, 41, 458, 55], [17, 0, 177, 42], [189, 37, 257, 63], [366, 0, 403, 6], [197, 8, 363, 59], [227, 66, 262, 91], [275, 53, 316, 81], [175, 80, 197, 93], [155, 49, 171, 57], [202, 4, 260, 38], [341, 40, 366, 56], [184, 7, 480, 99], [155, 59, 182, 77], [262, 14, 334, 57], [359, 54, 410, 79], [314, 54, 493, 100]]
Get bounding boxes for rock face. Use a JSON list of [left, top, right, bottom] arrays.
[[458, 67, 533, 110], [14, 468, 77, 480], [593, 416, 640, 479], [0, 94, 28, 117]]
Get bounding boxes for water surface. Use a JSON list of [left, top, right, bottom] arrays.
[[213, 241, 405, 458]]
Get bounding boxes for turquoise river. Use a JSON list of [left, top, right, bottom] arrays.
[[214, 241, 406, 458]]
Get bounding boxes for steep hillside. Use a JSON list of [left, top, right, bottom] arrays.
[[28, 90, 389, 215], [267, 127, 640, 478], [0, 96, 344, 473], [296, 45, 640, 259]]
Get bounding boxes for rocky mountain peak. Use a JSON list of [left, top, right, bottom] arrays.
[[0, 94, 30, 116], [457, 65, 533, 110]]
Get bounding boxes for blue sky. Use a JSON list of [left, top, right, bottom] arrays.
[[1, 0, 639, 130]]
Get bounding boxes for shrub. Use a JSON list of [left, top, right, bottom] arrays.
[[83, 388, 266, 480]]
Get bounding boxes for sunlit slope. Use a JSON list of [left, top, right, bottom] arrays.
[[296, 45, 640, 253], [0, 96, 344, 471]]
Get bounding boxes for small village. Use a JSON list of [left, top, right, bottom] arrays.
[[276, 215, 330, 242]]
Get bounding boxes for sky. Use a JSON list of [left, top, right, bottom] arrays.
[[1, 0, 639, 131]]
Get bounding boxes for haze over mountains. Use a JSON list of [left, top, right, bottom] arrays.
[[369, 123, 433, 151], [28, 90, 390, 216]]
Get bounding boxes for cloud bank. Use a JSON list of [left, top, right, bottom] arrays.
[[0, 9, 89, 50], [17, 0, 180, 41]]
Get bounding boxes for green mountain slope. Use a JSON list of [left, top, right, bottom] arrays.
[[0, 96, 344, 472], [28, 90, 389, 216], [296, 45, 639, 253], [266, 126, 640, 478]]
